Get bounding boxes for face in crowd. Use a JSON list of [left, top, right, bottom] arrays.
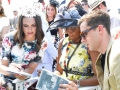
[[13, 11, 18, 16], [67, 0, 81, 9], [17, 14, 44, 48], [79, 10, 110, 51], [66, 26, 81, 43], [46, 4, 57, 20], [22, 17, 37, 41]]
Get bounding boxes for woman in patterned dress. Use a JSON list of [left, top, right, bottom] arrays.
[[0, 6, 48, 90]]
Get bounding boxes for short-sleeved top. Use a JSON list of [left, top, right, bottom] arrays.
[[59, 37, 93, 80], [1, 31, 48, 67], [0, 17, 9, 32]]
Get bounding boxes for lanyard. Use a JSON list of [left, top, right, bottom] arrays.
[[64, 40, 81, 77]]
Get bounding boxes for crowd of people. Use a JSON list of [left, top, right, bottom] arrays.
[[0, 0, 120, 90]]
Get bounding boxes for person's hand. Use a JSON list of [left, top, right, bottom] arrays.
[[9, 63, 27, 80], [9, 63, 22, 71], [14, 73, 27, 80], [37, 69, 42, 77], [58, 81, 78, 90]]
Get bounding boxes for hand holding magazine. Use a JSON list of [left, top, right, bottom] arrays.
[[7, 69, 31, 77], [36, 69, 69, 90]]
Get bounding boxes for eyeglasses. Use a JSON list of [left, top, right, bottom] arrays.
[[80, 26, 98, 39]]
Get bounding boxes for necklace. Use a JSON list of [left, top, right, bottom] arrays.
[[64, 39, 81, 77], [23, 40, 37, 52]]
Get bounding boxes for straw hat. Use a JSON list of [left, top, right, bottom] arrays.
[[88, 0, 104, 10]]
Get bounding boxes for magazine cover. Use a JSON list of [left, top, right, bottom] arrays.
[[36, 69, 69, 90]]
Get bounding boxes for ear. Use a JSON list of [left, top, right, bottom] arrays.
[[99, 3, 104, 9], [98, 25, 104, 34]]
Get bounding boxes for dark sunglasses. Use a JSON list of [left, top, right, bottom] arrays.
[[81, 3, 87, 6], [80, 26, 98, 39]]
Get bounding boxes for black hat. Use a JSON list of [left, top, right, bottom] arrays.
[[48, 6, 81, 31], [38, 0, 44, 3], [49, 0, 59, 7], [75, 4, 87, 16]]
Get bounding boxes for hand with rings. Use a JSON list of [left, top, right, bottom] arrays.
[[58, 81, 78, 90]]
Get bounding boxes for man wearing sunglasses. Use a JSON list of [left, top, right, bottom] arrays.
[[79, 10, 120, 90], [88, 0, 120, 29], [81, 0, 91, 13]]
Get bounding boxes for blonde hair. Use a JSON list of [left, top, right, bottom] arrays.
[[45, 4, 57, 22]]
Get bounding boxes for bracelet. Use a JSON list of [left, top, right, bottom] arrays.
[[77, 79, 80, 88]]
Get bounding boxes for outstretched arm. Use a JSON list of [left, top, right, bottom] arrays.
[[54, 39, 64, 75]]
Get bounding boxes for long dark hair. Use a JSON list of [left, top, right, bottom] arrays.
[[14, 15, 44, 49]]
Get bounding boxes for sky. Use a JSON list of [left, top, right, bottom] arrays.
[[2, 0, 120, 18], [105, 0, 120, 13]]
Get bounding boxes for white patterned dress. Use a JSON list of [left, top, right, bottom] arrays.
[[1, 31, 48, 90]]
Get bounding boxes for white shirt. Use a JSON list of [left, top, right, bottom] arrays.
[[108, 11, 120, 29]]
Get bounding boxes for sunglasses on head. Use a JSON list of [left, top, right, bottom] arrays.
[[80, 26, 98, 39]]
